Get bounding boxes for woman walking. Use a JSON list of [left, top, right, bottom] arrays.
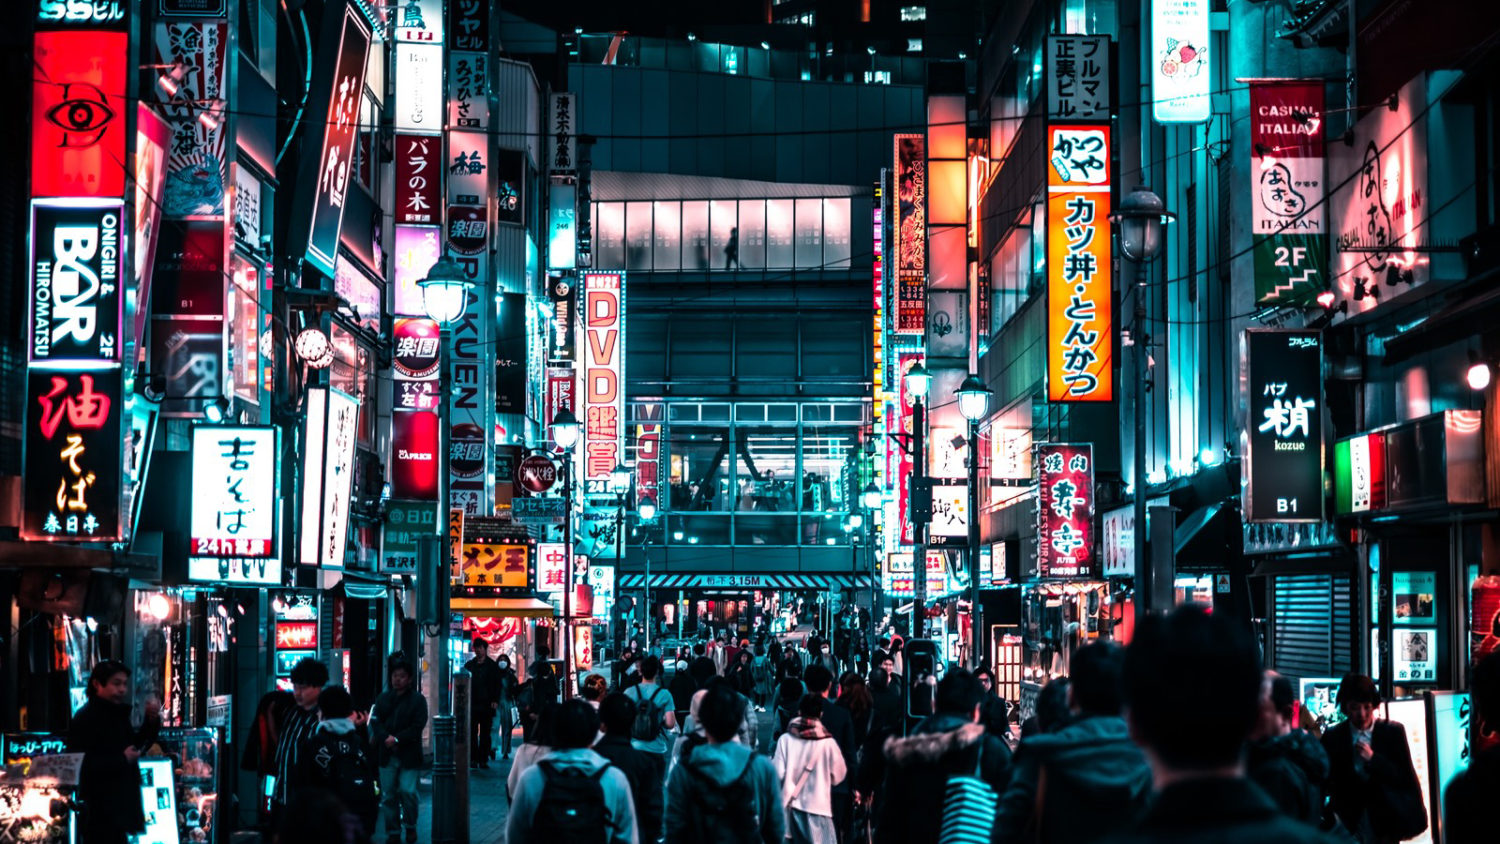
[[774, 695, 847, 844]]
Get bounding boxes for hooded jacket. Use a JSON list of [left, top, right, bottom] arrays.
[[993, 714, 1151, 844], [664, 738, 785, 844], [1100, 776, 1341, 844], [506, 747, 639, 844], [1246, 729, 1331, 827], [875, 712, 1013, 844], [773, 717, 847, 818]]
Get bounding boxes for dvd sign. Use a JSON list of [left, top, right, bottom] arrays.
[[29, 201, 122, 364]]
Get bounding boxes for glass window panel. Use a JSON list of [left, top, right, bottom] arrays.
[[736, 200, 764, 269], [794, 198, 823, 269], [668, 514, 731, 545], [667, 422, 734, 511], [597, 202, 625, 269], [710, 200, 738, 271], [682, 201, 711, 271], [626, 201, 653, 271], [765, 199, 794, 268], [653, 201, 681, 271], [800, 422, 859, 515], [735, 425, 799, 545], [822, 198, 851, 269]]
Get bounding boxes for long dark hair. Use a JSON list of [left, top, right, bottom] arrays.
[[836, 671, 872, 724], [86, 660, 129, 699]]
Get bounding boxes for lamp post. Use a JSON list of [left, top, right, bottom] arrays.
[[638, 497, 658, 652], [1110, 186, 1174, 618], [905, 362, 931, 639], [610, 462, 631, 651], [418, 255, 474, 844], [956, 372, 992, 668], [861, 482, 882, 649], [551, 409, 580, 697]]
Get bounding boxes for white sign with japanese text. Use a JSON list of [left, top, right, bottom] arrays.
[[537, 542, 568, 598], [1047, 36, 1111, 122], [190, 425, 277, 558], [1150, 0, 1210, 123]]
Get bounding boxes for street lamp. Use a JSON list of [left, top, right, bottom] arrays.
[[1110, 186, 1174, 618], [956, 373, 992, 669], [610, 463, 630, 652], [551, 409, 579, 699], [418, 255, 473, 844], [904, 361, 931, 639], [859, 481, 881, 650], [638, 498, 658, 652], [861, 481, 882, 512]]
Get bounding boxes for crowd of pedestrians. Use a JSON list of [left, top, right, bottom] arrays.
[[67, 611, 1500, 844]]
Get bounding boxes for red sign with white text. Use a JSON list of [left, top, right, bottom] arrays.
[[635, 402, 663, 508], [275, 621, 318, 650], [582, 273, 623, 492], [895, 353, 923, 545], [394, 133, 442, 224], [546, 367, 576, 453], [390, 410, 439, 500], [1036, 443, 1095, 578], [31, 30, 128, 198]]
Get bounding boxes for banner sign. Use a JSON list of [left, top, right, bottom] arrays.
[[588, 564, 615, 619], [300, 6, 372, 278], [394, 44, 443, 133], [395, 134, 441, 225], [29, 201, 124, 364], [1035, 443, 1095, 578], [548, 274, 577, 362], [189, 425, 276, 558], [447, 286, 490, 515], [495, 292, 528, 414], [548, 182, 578, 271], [1245, 330, 1324, 522], [31, 30, 128, 199], [1335, 430, 1386, 515], [635, 402, 663, 509], [882, 550, 961, 599], [537, 542, 568, 596], [392, 317, 441, 410], [152, 21, 229, 218], [548, 93, 576, 174], [460, 539, 529, 589], [21, 369, 123, 540], [1251, 81, 1327, 305], [1046, 125, 1113, 402], [299, 387, 360, 567], [582, 273, 624, 494], [513, 497, 566, 526], [927, 484, 970, 542], [894, 352, 922, 546], [132, 104, 171, 365], [36, 0, 128, 25], [380, 500, 437, 574], [448, 52, 489, 130], [1150, 0, 1211, 123], [1046, 36, 1111, 122], [577, 505, 621, 559], [893, 135, 926, 274], [448, 0, 489, 51], [393, 225, 442, 316]]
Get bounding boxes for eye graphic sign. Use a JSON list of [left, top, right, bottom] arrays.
[[31, 30, 128, 198]]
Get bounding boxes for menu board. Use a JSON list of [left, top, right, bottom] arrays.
[[144, 727, 220, 844]]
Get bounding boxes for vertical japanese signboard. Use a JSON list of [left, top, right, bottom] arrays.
[[546, 367, 577, 453], [188, 426, 281, 584], [298, 6, 372, 279], [894, 352, 923, 546], [1046, 36, 1111, 122], [495, 293, 528, 414], [1245, 330, 1324, 522], [549, 93, 577, 175], [29, 202, 124, 364], [582, 273, 624, 495], [893, 135, 926, 335], [548, 275, 577, 363], [1150, 0, 1211, 123], [21, 370, 123, 540], [392, 225, 442, 316], [393, 0, 442, 42], [152, 21, 229, 218], [395, 134, 442, 224], [448, 51, 489, 130], [1251, 81, 1327, 305], [1046, 126, 1113, 402], [299, 387, 360, 567], [448, 0, 489, 52], [394, 44, 443, 133], [1035, 443, 1094, 578], [634, 402, 663, 509], [537, 542, 568, 599]]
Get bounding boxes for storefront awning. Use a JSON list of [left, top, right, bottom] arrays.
[[450, 596, 556, 618], [618, 573, 874, 590]]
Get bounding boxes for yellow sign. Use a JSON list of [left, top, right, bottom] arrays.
[[460, 542, 529, 589]]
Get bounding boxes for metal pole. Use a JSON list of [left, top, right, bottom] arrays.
[[968, 418, 982, 668], [561, 456, 574, 698], [1132, 260, 1150, 618], [433, 325, 457, 844], [644, 536, 651, 653], [912, 397, 927, 640], [617, 493, 625, 653]]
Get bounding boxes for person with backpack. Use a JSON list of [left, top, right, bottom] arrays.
[[299, 686, 380, 839], [774, 695, 848, 844], [875, 670, 1012, 844], [369, 661, 427, 844], [506, 699, 639, 844], [624, 655, 678, 757], [596, 692, 667, 844], [992, 642, 1150, 844], [664, 683, 784, 844]]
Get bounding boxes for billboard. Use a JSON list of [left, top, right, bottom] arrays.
[[1150, 0, 1211, 123], [392, 317, 441, 411], [31, 30, 128, 199], [449, 0, 489, 51], [460, 542, 529, 589], [300, 6, 373, 278], [548, 275, 577, 362], [390, 410, 439, 500], [394, 134, 442, 225], [21, 369, 123, 540], [1036, 443, 1094, 578], [29, 201, 124, 364], [380, 501, 437, 574], [893, 135, 926, 274], [548, 93, 576, 174], [1251, 81, 1327, 305], [449, 52, 489, 130], [1046, 125, 1113, 402], [537, 542, 568, 598], [1245, 330, 1323, 522], [392, 225, 442, 316], [582, 273, 624, 494], [634, 403, 663, 509], [495, 293, 528, 414], [393, 0, 442, 42]]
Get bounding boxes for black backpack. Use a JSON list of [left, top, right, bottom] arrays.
[[314, 734, 379, 816], [630, 686, 670, 742], [682, 756, 761, 844], [532, 761, 610, 844]]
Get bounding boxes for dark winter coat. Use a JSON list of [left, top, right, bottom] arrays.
[[818, 697, 858, 796], [464, 655, 502, 707], [1247, 729, 1331, 827], [1100, 777, 1343, 844], [68, 698, 157, 840], [875, 713, 1013, 844], [594, 733, 667, 842], [370, 686, 429, 768], [298, 720, 380, 832], [1444, 744, 1500, 844], [993, 714, 1152, 844], [1322, 720, 1426, 843]]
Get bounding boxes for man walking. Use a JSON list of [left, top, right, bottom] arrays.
[[464, 636, 501, 768], [299, 685, 380, 838], [1247, 672, 1330, 827], [272, 657, 328, 829], [370, 660, 428, 844], [596, 692, 666, 844], [1322, 674, 1426, 843], [1102, 605, 1337, 844], [993, 642, 1150, 844], [507, 699, 639, 844], [664, 683, 784, 843], [624, 655, 678, 758]]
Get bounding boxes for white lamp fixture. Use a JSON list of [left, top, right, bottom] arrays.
[[638, 498, 658, 521], [294, 327, 334, 369], [956, 373, 993, 422], [610, 463, 631, 495], [904, 361, 931, 400], [1111, 185, 1175, 262], [419, 256, 474, 327], [861, 482, 882, 511], [551, 408, 580, 450]]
